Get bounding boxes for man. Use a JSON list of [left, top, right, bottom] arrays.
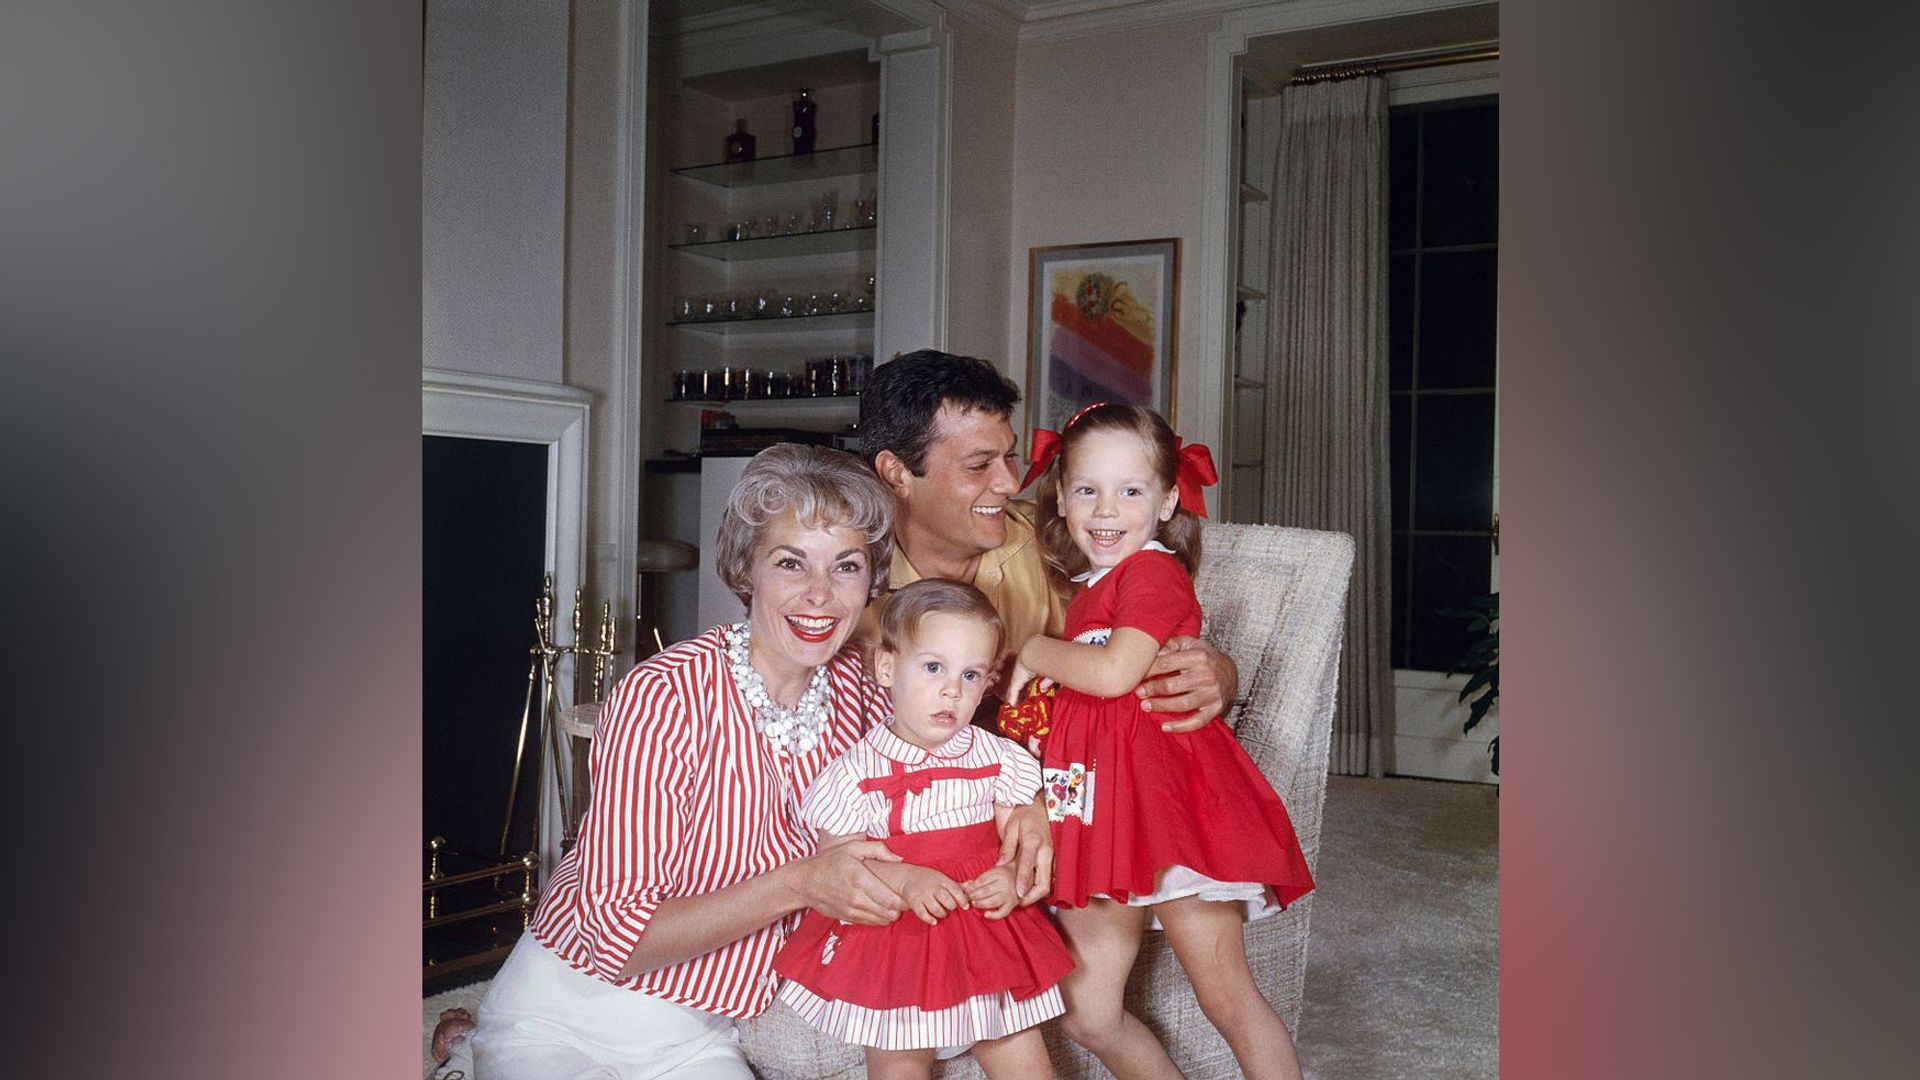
[[855, 350, 1240, 899]]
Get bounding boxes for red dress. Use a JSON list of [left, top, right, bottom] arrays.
[[1042, 548, 1315, 911], [772, 725, 1072, 1050]]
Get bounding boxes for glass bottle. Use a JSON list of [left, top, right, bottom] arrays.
[[724, 118, 755, 163], [791, 88, 817, 155]]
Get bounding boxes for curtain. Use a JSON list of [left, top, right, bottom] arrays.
[[1261, 76, 1391, 777]]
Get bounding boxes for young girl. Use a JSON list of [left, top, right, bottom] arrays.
[[773, 579, 1072, 1080], [1000, 402, 1315, 1080]]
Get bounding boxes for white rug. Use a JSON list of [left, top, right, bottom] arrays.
[[422, 980, 491, 1077], [1296, 776, 1499, 1079]]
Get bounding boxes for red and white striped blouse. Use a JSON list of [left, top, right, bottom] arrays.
[[528, 626, 889, 1019]]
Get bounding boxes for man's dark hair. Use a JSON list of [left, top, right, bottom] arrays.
[[858, 350, 1020, 475]]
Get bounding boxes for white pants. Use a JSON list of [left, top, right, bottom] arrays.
[[451, 936, 752, 1080]]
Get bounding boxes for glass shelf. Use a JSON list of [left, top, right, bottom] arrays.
[[667, 310, 874, 336], [1236, 284, 1268, 301], [671, 143, 878, 189], [670, 226, 875, 262], [1240, 181, 1269, 203], [668, 395, 861, 409]]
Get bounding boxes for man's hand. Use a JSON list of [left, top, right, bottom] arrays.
[[995, 799, 1054, 905], [964, 865, 1020, 919], [1134, 636, 1239, 732], [790, 838, 905, 925]]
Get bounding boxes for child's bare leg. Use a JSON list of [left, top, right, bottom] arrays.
[[1156, 895, 1302, 1080], [1055, 900, 1181, 1079], [865, 1046, 936, 1080], [971, 1025, 1055, 1079]]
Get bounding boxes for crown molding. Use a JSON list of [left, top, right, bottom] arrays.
[[1013, 0, 1263, 43], [936, 0, 1026, 39], [653, 1, 818, 42], [653, 3, 878, 84]]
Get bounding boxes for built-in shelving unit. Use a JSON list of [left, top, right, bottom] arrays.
[[1225, 76, 1276, 524]]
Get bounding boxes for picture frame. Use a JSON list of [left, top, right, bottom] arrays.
[[1024, 236, 1180, 434]]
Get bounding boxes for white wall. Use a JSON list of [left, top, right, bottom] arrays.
[[1005, 17, 1218, 440], [941, 19, 1017, 363], [565, 0, 634, 647], [423, 1, 569, 382], [424, 0, 640, 666]]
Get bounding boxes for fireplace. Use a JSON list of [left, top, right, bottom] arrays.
[[422, 370, 589, 982]]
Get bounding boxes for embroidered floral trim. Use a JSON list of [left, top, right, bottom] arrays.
[[1044, 763, 1094, 824]]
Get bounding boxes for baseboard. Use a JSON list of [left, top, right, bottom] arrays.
[[1392, 673, 1498, 784], [1392, 734, 1498, 785]]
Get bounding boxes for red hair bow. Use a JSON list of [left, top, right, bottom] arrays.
[[1018, 402, 1104, 492], [1174, 439, 1218, 518], [1020, 427, 1062, 491]]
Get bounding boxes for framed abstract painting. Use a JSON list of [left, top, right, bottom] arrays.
[[1024, 237, 1180, 433]]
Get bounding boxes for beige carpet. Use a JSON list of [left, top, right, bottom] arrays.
[[422, 775, 1499, 1078], [1298, 775, 1500, 1079]]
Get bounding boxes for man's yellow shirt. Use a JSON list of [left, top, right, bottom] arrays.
[[855, 500, 1067, 669]]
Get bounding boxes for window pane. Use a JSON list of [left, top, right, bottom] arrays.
[[1390, 253, 1414, 390], [1390, 111, 1418, 248], [1417, 249, 1497, 389], [1391, 531, 1410, 670], [1407, 534, 1493, 673], [1413, 391, 1494, 531], [1421, 102, 1498, 247], [1390, 393, 1410, 533]]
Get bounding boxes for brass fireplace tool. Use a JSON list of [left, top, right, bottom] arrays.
[[499, 573, 619, 858]]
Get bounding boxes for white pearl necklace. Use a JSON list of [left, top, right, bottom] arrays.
[[724, 622, 831, 755]]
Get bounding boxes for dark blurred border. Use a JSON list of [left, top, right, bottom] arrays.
[[1504, 2, 1919, 1076], [1, 2, 420, 1075]]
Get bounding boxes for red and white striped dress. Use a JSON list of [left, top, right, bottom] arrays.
[[774, 724, 1072, 1050], [527, 626, 886, 1019]]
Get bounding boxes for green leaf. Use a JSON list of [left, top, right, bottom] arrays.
[[1465, 692, 1493, 731], [1459, 668, 1494, 700], [1460, 638, 1498, 664]]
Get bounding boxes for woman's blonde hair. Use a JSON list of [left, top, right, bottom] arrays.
[[714, 443, 895, 604], [1035, 403, 1202, 591]]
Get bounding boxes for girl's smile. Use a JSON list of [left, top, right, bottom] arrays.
[[1060, 429, 1180, 572]]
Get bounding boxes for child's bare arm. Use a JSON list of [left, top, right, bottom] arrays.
[[816, 829, 968, 925], [963, 863, 1020, 918], [1017, 626, 1163, 699], [866, 860, 969, 925]]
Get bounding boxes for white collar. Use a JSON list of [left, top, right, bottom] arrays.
[[868, 720, 976, 764], [1072, 540, 1176, 589]]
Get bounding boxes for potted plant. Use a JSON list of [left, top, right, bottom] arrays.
[[1441, 592, 1498, 775]]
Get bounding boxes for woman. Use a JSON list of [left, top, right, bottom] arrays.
[[464, 443, 914, 1078]]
